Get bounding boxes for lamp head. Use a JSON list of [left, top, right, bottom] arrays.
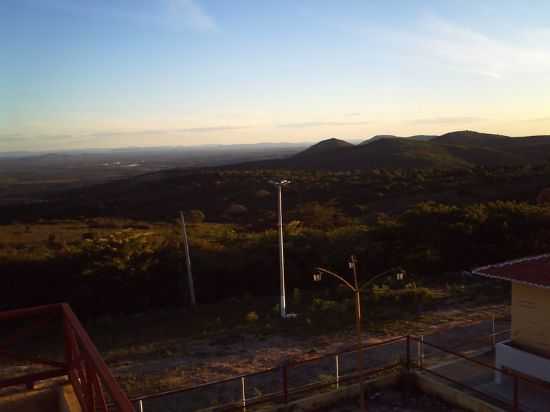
[[395, 270, 406, 281], [269, 179, 291, 187], [313, 272, 323, 282]]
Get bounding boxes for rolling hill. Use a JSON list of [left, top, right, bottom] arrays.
[[360, 134, 437, 144], [2, 130, 550, 223], [271, 130, 550, 170], [292, 138, 354, 160]]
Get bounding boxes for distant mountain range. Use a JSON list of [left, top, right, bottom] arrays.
[[240, 131, 550, 170], [4, 130, 550, 221]]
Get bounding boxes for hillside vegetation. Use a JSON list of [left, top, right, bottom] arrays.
[[276, 130, 550, 170], [2, 166, 550, 317], [2, 130, 550, 319]]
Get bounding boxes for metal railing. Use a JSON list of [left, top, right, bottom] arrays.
[[411, 335, 550, 412], [0, 303, 134, 412], [4, 305, 526, 412], [127, 323, 519, 412], [128, 336, 408, 412]]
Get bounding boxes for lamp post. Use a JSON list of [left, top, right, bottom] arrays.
[[313, 256, 406, 411], [270, 179, 291, 319]]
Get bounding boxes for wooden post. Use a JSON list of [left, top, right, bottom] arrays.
[[179, 211, 196, 306]]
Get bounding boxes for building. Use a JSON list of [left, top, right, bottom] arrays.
[[473, 254, 550, 383]]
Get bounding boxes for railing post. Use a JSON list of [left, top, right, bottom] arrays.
[[241, 376, 246, 410], [513, 374, 519, 412], [420, 335, 424, 368], [406, 336, 411, 371], [84, 357, 96, 412], [491, 315, 497, 350], [63, 313, 73, 372], [335, 355, 340, 389], [282, 363, 288, 404]]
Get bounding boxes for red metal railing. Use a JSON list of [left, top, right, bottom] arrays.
[[411, 335, 550, 412], [127, 325, 527, 412], [127, 335, 408, 411], [0, 303, 134, 412]]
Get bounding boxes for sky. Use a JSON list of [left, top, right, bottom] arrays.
[[2, 0, 550, 151]]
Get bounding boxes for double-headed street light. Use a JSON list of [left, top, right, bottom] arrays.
[[313, 256, 406, 411], [270, 179, 292, 319]]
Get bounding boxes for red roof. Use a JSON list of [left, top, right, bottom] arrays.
[[472, 254, 550, 289]]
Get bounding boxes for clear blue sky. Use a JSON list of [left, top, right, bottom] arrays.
[[2, 0, 550, 150]]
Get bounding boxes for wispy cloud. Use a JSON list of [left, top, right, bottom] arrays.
[[36, 0, 217, 33], [379, 15, 550, 79], [525, 116, 550, 123], [88, 126, 249, 138], [410, 116, 486, 125], [278, 121, 369, 128], [0, 126, 247, 149], [0, 134, 22, 143], [167, 0, 217, 32], [176, 125, 247, 133], [0, 133, 76, 143], [0, 133, 97, 151]]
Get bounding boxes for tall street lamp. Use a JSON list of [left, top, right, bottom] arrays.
[[313, 256, 406, 411], [270, 179, 292, 319]]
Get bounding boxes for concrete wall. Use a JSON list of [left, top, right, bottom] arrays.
[[250, 371, 505, 412], [415, 372, 505, 412], [511, 283, 550, 355], [262, 373, 400, 412]]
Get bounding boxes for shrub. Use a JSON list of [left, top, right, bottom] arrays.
[[188, 210, 206, 223], [245, 311, 259, 322], [292, 288, 301, 304]]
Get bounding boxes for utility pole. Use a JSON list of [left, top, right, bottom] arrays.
[[270, 179, 291, 318], [179, 211, 196, 306]]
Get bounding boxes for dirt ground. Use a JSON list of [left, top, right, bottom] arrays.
[[109, 302, 509, 396], [0, 301, 509, 401]]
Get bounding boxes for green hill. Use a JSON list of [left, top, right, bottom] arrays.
[[282, 130, 550, 170]]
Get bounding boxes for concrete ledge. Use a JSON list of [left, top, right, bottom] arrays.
[[495, 340, 550, 383], [0, 387, 58, 412], [58, 384, 81, 412], [264, 372, 400, 412], [414, 372, 505, 412], [196, 368, 509, 412]]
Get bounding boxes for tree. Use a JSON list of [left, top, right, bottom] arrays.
[[188, 209, 206, 223]]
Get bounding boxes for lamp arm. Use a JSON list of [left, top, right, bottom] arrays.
[[358, 267, 404, 291], [314, 267, 356, 291]]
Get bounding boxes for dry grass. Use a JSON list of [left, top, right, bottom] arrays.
[[88, 296, 509, 397]]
